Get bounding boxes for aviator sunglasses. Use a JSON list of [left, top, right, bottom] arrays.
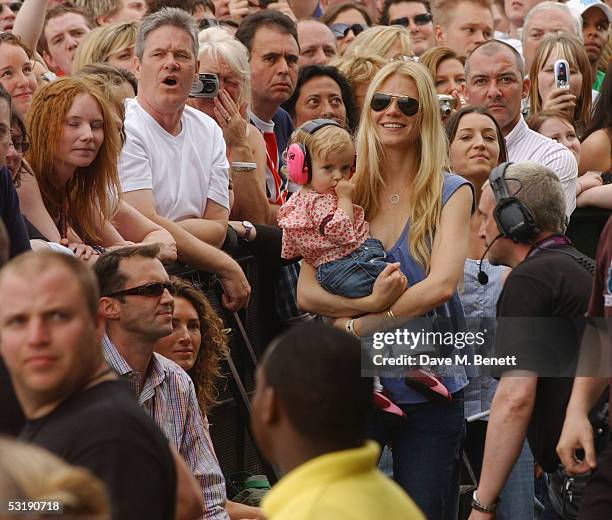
[[104, 281, 173, 298], [329, 23, 369, 39], [370, 93, 420, 117], [390, 13, 433, 27]]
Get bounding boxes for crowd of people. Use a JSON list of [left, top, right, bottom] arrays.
[[0, 0, 611, 519]]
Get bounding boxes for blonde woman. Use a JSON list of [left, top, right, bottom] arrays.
[[529, 33, 592, 134], [71, 21, 139, 74], [296, 60, 473, 520], [333, 50, 387, 113], [343, 25, 414, 60], [0, 437, 109, 518]]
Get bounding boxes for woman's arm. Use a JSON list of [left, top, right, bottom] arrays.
[[354, 185, 473, 336], [12, 0, 50, 58], [230, 124, 274, 225], [579, 130, 612, 175], [112, 200, 178, 262], [15, 171, 62, 242], [577, 183, 612, 209], [297, 261, 407, 317]]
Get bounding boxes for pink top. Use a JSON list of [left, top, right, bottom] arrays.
[[277, 190, 370, 267]]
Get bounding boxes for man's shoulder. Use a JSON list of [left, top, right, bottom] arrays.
[[182, 103, 220, 131], [153, 353, 197, 394], [23, 381, 157, 442]]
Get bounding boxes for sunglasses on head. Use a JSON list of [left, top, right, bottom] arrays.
[[104, 281, 173, 298], [1, 1, 22, 12], [199, 18, 220, 30], [370, 93, 420, 117], [390, 13, 433, 27], [329, 23, 369, 39]]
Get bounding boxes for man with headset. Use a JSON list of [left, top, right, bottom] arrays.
[[468, 161, 593, 519]]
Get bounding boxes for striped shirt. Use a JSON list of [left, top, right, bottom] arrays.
[[103, 335, 229, 520], [505, 117, 577, 217]]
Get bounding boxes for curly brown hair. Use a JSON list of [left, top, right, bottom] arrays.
[[170, 277, 229, 414]]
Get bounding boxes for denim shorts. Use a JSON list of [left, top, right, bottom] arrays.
[[316, 238, 388, 298]]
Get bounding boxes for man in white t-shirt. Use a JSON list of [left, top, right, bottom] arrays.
[[119, 7, 250, 311]]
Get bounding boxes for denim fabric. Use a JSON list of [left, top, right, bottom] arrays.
[[316, 238, 388, 298], [369, 391, 465, 520]]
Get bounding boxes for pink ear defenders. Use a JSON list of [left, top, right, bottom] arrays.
[[286, 118, 345, 186]]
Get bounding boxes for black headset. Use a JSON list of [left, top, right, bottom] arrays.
[[489, 162, 540, 243]]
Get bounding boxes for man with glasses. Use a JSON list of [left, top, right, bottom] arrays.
[[431, 0, 494, 57], [0, 0, 20, 31], [95, 244, 257, 520], [0, 85, 29, 260], [380, 0, 436, 56]]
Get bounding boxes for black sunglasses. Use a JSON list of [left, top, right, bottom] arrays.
[[1, 1, 22, 12], [390, 13, 433, 27], [105, 281, 173, 298], [370, 93, 419, 117], [329, 23, 369, 39]]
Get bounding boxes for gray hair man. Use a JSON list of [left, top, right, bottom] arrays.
[[522, 1, 582, 70], [468, 162, 592, 519], [119, 8, 250, 312]]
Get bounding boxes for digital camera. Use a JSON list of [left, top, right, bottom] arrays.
[[554, 59, 570, 89], [437, 94, 457, 117], [190, 73, 219, 98]]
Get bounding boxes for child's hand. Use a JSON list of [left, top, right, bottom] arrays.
[[335, 179, 354, 199]]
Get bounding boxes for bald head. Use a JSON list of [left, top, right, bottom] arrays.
[[297, 19, 338, 67], [0, 252, 100, 321]]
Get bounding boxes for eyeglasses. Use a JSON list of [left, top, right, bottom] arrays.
[[329, 23, 369, 39], [0, 1, 22, 12], [370, 93, 420, 117], [390, 13, 433, 27], [104, 281, 173, 298], [199, 18, 219, 30], [9, 138, 29, 154]]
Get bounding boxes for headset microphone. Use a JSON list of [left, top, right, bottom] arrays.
[[477, 234, 502, 285]]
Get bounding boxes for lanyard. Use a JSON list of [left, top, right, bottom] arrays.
[[526, 234, 572, 259]]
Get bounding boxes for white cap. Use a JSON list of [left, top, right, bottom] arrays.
[[567, 0, 612, 23]]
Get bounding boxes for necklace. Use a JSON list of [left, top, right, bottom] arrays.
[[390, 194, 400, 204]]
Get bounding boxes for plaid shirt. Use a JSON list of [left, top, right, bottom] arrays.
[[103, 335, 229, 520]]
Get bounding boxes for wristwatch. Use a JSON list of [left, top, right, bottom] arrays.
[[242, 221, 254, 241], [471, 491, 498, 513]]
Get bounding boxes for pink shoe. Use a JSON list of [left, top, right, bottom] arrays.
[[404, 368, 452, 404]]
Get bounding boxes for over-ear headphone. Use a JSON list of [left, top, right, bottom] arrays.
[[489, 162, 540, 243], [286, 119, 348, 185]]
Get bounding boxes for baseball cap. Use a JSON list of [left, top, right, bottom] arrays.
[[567, 0, 612, 23]]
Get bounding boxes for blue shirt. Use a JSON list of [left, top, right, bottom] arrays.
[[461, 258, 505, 418], [381, 173, 474, 404]]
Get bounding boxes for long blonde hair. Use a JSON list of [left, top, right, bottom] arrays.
[[354, 60, 449, 271], [71, 21, 138, 74], [26, 77, 121, 244]]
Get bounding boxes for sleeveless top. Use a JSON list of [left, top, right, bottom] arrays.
[[380, 173, 476, 404]]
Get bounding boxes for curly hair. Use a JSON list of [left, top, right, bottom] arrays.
[[170, 277, 229, 414]]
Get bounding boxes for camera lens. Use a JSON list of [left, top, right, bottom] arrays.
[[203, 81, 215, 94]]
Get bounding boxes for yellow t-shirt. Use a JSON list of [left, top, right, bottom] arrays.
[[262, 441, 425, 520]]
